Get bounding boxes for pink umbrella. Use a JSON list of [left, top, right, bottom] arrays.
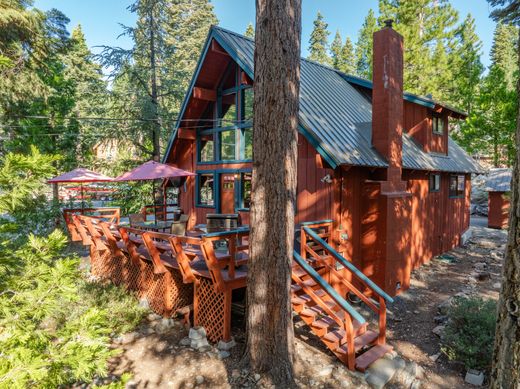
[[115, 161, 195, 220], [48, 168, 114, 210]]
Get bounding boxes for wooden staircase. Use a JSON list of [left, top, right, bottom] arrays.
[[291, 221, 394, 372]]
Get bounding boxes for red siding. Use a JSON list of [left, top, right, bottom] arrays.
[[488, 191, 509, 229], [403, 101, 448, 155]]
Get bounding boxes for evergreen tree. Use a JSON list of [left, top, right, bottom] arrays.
[[308, 11, 330, 65], [330, 30, 343, 69], [490, 22, 519, 90], [355, 9, 377, 79], [245, 22, 255, 38], [341, 36, 356, 74]]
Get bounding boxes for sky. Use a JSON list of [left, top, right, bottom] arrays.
[[34, 0, 498, 69]]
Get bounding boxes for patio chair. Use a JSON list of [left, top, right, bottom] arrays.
[[141, 231, 194, 317], [170, 214, 189, 236], [206, 214, 239, 233], [79, 216, 113, 280], [129, 213, 145, 227]]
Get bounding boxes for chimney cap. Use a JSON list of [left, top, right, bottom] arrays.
[[384, 19, 394, 28]]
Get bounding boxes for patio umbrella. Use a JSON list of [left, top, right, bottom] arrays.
[[114, 161, 195, 220], [48, 168, 114, 210]]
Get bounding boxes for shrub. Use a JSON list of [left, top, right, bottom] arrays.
[[442, 297, 497, 371]]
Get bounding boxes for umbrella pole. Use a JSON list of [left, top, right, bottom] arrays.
[[81, 184, 84, 212], [153, 180, 158, 222]]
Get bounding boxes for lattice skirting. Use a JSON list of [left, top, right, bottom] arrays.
[[144, 269, 194, 317], [89, 246, 112, 281], [194, 277, 229, 343]]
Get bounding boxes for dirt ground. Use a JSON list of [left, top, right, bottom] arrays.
[[96, 222, 506, 388]]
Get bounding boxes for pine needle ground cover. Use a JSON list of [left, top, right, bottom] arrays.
[[0, 148, 145, 388]]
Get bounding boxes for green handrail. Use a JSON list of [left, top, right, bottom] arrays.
[[302, 226, 394, 304], [293, 251, 366, 325], [203, 227, 250, 238]]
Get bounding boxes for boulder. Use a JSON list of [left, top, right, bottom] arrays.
[[217, 338, 236, 351], [189, 326, 207, 340], [465, 369, 484, 386], [432, 325, 445, 337]]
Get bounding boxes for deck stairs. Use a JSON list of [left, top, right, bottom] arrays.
[[291, 220, 394, 372]]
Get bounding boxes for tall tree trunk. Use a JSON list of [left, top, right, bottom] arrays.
[[490, 27, 520, 388], [245, 0, 301, 385], [149, 3, 160, 161]]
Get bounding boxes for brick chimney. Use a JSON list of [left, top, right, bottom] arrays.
[[371, 19, 404, 186]]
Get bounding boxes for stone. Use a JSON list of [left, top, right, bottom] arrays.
[[254, 374, 261, 381], [189, 326, 207, 340], [125, 380, 138, 389], [195, 375, 204, 385], [231, 369, 240, 378], [437, 299, 453, 315], [191, 337, 209, 349], [217, 338, 236, 351], [393, 357, 406, 370], [121, 332, 138, 345], [429, 352, 441, 362], [317, 365, 334, 377], [138, 298, 150, 309], [366, 358, 399, 389], [161, 318, 174, 328], [434, 315, 447, 324], [179, 337, 191, 346], [490, 251, 502, 260], [478, 240, 495, 249], [432, 325, 445, 337], [493, 282, 501, 289], [197, 345, 212, 353], [465, 369, 484, 386], [218, 350, 230, 359], [410, 379, 422, 389], [474, 262, 487, 270], [147, 313, 162, 322]]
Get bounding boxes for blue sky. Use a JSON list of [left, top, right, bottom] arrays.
[[34, 0, 497, 68]]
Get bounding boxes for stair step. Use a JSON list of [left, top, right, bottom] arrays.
[[291, 289, 327, 305], [291, 278, 318, 293], [355, 344, 393, 372], [300, 299, 340, 318], [322, 323, 371, 347], [333, 330, 379, 354]]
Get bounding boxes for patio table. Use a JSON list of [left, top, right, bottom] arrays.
[[133, 220, 174, 233]]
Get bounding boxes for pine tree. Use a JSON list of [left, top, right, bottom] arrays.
[[355, 9, 377, 79], [308, 11, 330, 65], [341, 37, 356, 74], [245, 22, 255, 38], [330, 30, 343, 69], [490, 22, 519, 91]]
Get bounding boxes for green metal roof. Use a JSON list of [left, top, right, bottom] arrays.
[[164, 26, 482, 174]]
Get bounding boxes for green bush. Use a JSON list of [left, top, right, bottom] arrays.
[[442, 297, 497, 371]]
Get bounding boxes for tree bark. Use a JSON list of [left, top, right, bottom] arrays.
[[490, 27, 520, 389], [245, 0, 301, 386]]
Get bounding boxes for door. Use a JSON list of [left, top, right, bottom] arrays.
[[220, 174, 236, 214]]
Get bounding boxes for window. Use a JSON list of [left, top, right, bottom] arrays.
[[243, 128, 253, 159], [432, 115, 444, 135], [239, 172, 252, 209], [199, 133, 214, 162], [197, 173, 214, 206], [449, 175, 465, 198], [429, 173, 440, 192], [242, 87, 253, 121], [219, 93, 236, 127], [220, 130, 238, 160]]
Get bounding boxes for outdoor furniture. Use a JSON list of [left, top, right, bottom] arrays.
[[132, 220, 174, 233], [206, 214, 239, 233], [170, 214, 189, 236], [129, 213, 145, 227]]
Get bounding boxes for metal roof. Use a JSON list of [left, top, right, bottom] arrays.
[[486, 168, 512, 192], [165, 26, 482, 174]]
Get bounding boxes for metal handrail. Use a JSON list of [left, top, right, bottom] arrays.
[[293, 251, 366, 325], [302, 226, 394, 304]]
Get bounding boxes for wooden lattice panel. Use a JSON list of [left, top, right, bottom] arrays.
[[194, 277, 226, 343], [145, 270, 193, 317]]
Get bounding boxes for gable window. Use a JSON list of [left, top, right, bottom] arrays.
[[238, 172, 252, 209], [432, 115, 444, 135], [449, 174, 465, 198], [199, 133, 214, 162], [429, 173, 440, 192], [197, 173, 215, 206]]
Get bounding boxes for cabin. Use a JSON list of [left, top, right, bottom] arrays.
[[162, 23, 481, 296], [486, 168, 511, 229]]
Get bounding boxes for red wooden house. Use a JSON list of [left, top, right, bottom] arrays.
[[486, 168, 511, 229], [163, 23, 481, 296]]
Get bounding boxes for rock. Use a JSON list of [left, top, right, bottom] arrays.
[[317, 365, 334, 377], [490, 251, 502, 261], [478, 240, 495, 249], [138, 298, 150, 309], [195, 375, 204, 385], [393, 357, 406, 370], [493, 282, 501, 289], [432, 325, 445, 337], [366, 358, 399, 389], [434, 315, 447, 324], [429, 352, 441, 362], [147, 313, 162, 322], [474, 262, 487, 270], [231, 369, 240, 378], [160, 318, 174, 328], [218, 350, 230, 359], [437, 298, 453, 315], [217, 338, 236, 351], [254, 374, 261, 381], [410, 379, 422, 389], [179, 337, 191, 346], [191, 337, 209, 349], [465, 369, 484, 386], [197, 345, 212, 353], [405, 362, 425, 379], [125, 380, 137, 389], [189, 326, 207, 340], [121, 332, 138, 345]]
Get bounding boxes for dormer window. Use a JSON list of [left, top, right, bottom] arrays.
[[432, 114, 444, 135]]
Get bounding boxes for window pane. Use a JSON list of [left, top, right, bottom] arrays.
[[242, 172, 252, 209], [220, 130, 237, 160], [199, 133, 214, 162], [435, 174, 440, 190], [244, 128, 252, 159], [220, 94, 236, 127], [199, 174, 214, 206], [243, 88, 254, 121], [457, 175, 465, 195]]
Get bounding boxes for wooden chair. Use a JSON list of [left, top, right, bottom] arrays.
[[129, 213, 145, 227], [170, 214, 189, 236], [141, 231, 194, 317], [79, 215, 113, 280]]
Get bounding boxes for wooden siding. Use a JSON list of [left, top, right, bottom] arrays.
[[488, 191, 510, 229], [403, 101, 448, 154]]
